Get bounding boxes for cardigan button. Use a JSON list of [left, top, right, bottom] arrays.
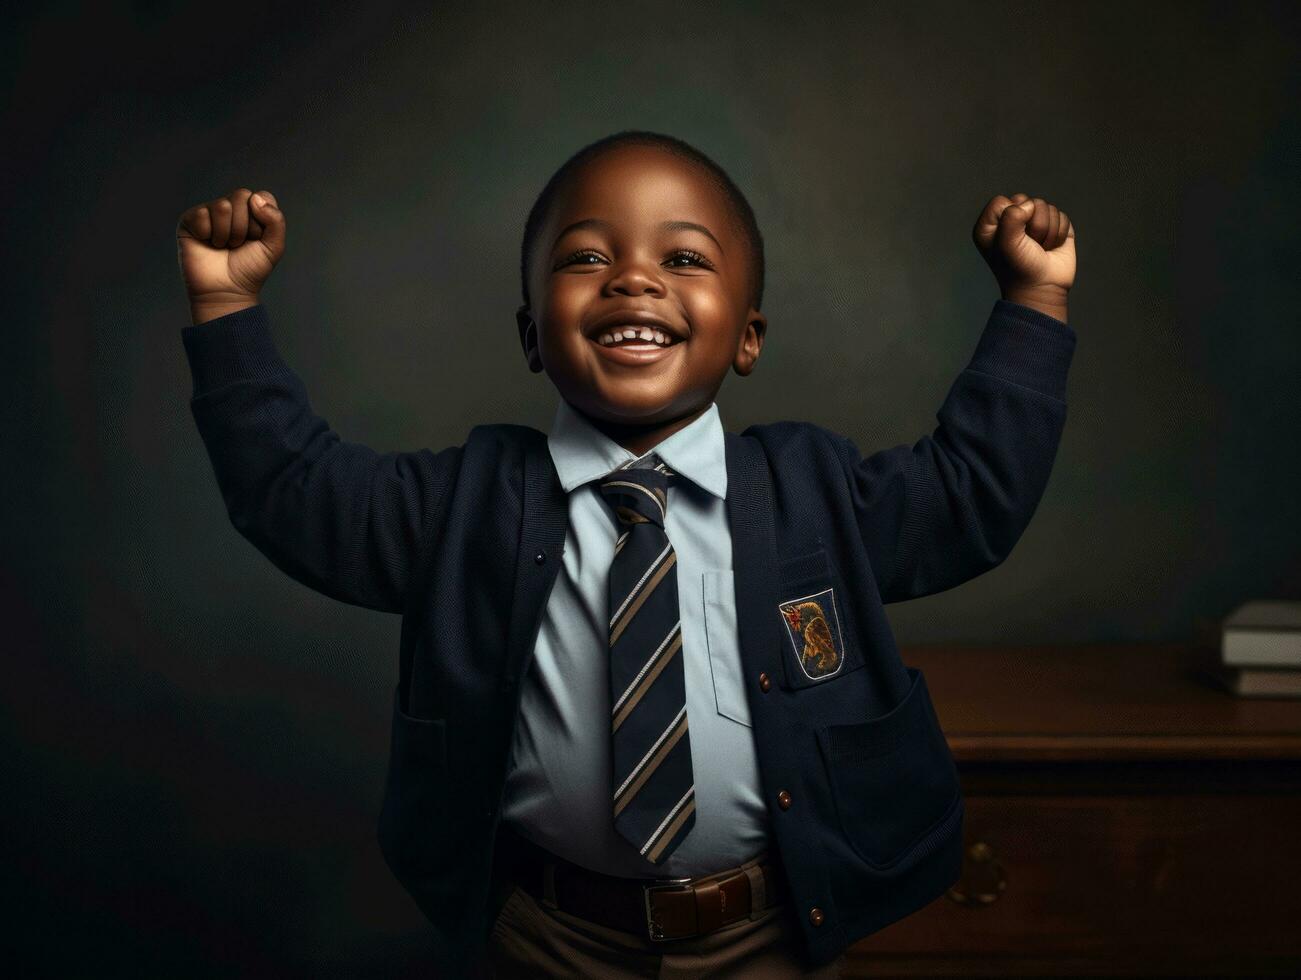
[[758, 672, 771, 693], [534, 550, 546, 564], [809, 906, 825, 927], [777, 790, 792, 810]]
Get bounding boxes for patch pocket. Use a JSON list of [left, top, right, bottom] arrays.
[[703, 570, 752, 728], [775, 549, 864, 690], [377, 683, 451, 880], [815, 666, 962, 869]]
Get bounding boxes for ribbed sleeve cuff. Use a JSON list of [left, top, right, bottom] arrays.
[[965, 299, 1077, 402], [181, 304, 292, 397]]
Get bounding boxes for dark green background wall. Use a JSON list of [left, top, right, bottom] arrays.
[[5, 0, 1298, 974]]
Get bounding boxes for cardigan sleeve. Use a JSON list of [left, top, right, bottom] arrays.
[[181, 305, 460, 614], [834, 300, 1077, 604]]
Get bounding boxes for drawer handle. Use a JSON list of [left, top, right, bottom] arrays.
[[946, 841, 1006, 906]]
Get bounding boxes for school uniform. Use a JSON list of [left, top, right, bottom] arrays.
[[180, 299, 1075, 975]]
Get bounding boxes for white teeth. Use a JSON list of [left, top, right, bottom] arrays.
[[595, 326, 676, 347]]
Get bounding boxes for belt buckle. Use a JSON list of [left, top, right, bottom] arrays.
[[643, 876, 695, 942]]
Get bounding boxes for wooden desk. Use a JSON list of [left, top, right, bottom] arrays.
[[841, 645, 1301, 976]]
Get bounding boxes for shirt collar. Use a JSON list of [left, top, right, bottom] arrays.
[[547, 398, 728, 500]]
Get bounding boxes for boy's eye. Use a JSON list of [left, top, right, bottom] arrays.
[[554, 248, 714, 270], [666, 249, 712, 269], [555, 250, 603, 268]]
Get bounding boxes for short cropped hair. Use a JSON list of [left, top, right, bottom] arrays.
[[519, 130, 765, 314]]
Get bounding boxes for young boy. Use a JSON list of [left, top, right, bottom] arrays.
[[176, 130, 1076, 978]]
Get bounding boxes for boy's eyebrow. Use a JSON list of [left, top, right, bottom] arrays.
[[551, 218, 725, 254]]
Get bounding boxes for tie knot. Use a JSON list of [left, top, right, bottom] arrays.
[[598, 460, 674, 528]]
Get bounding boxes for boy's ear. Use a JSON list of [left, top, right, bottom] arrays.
[[512, 304, 543, 372], [516, 304, 544, 373], [732, 308, 767, 377]]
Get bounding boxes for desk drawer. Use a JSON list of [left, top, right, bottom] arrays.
[[847, 793, 1301, 971]]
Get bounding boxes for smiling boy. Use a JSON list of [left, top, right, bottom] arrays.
[[177, 130, 1076, 977], [515, 142, 767, 459]]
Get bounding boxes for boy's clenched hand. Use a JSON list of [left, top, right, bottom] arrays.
[[176, 188, 285, 325], [972, 193, 1075, 323]]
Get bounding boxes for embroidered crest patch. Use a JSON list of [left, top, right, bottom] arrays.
[[777, 588, 845, 681]]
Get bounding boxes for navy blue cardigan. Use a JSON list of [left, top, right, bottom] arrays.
[[181, 299, 1076, 971]]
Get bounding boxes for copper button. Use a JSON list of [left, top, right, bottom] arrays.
[[777, 790, 791, 810], [759, 672, 771, 693], [809, 906, 825, 927]]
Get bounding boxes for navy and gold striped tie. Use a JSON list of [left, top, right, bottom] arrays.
[[598, 456, 696, 866]]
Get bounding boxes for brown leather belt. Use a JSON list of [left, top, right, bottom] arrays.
[[496, 824, 786, 942]]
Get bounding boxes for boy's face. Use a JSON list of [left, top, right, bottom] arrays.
[[517, 145, 766, 451]]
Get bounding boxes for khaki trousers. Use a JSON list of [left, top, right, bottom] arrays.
[[476, 879, 847, 979]]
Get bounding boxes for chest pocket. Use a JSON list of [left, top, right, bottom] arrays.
[[702, 570, 752, 728], [776, 548, 865, 690]]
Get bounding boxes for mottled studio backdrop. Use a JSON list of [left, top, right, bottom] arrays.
[[5, 0, 1298, 975]]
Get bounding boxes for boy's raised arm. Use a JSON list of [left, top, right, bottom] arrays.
[[176, 188, 459, 614], [835, 299, 1075, 603], [837, 194, 1078, 604]]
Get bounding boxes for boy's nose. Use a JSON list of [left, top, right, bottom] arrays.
[[605, 263, 666, 296]]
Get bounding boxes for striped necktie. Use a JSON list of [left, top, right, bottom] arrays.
[[598, 456, 696, 866]]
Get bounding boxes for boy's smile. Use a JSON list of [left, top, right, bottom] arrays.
[[517, 145, 766, 457]]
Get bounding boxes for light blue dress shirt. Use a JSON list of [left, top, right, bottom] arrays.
[[501, 398, 773, 878]]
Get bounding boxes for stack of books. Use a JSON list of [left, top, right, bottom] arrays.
[[1194, 600, 1301, 698]]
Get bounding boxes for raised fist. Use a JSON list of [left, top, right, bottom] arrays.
[[176, 188, 286, 308], [972, 192, 1075, 297]]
